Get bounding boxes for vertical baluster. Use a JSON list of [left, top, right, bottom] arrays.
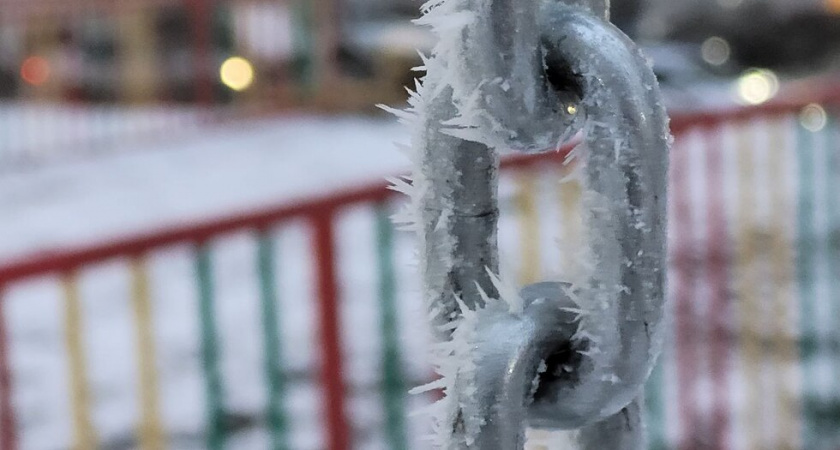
[[131, 257, 165, 450], [257, 231, 289, 450], [733, 123, 764, 450], [375, 205, 407, 450], [705, 125, 733, 450], [516, 172, 540, 285], [63, 272, 97, 450], [795, 112, 840, 446], [766, 120, 800, 449], [646, 138, 671, 450], [0, 285, 17, 450], [558, 177, 582, 280], [312, 213, 349, 450], [796, 116, 820, 448], [645, 360, 667, 450], [197, 244, 225, 450], [672, 133, 703, 449], [670, 133, 696, 449], [821, 115, 840, 445]]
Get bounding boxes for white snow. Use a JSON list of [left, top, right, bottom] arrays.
[[0, 114, 407, 261]]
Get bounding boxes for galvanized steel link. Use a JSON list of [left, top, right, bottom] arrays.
[[415, 0, 669, 448]]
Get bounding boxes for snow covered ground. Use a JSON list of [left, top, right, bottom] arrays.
[[0, 115, 407, 261]]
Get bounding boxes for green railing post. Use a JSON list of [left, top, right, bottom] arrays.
[[375, 205, 408, 450], [823, 116, 840, 444], [197, 243, 225, 450], [797, 118, 819, 448], [645, 360, 667, 450], [257, 231, 290, 450]]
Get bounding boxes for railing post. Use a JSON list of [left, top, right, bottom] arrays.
[[407, 0, 669, 447], [375, 205, 409, 450], [63, 272, 98, 450], [312, 212, 350, 450], [257, 231, 291, 450], [196, 243, 225, 450], [0, 285, 17, 450], [130, 257, 165, 450]]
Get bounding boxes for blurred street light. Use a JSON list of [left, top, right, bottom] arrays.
[[220, 56, 254, 92], [799, 103, 828, 132], [20, 56, 50, 86], [735, 68, 778, 105], [701, 36, 731, 66]]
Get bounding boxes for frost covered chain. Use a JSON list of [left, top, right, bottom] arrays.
[[391, 0, 670, 448]]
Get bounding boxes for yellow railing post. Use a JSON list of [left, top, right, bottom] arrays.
[[516, 173, 541, 285], [62, 273, 97, 450], [131, 258, 165, 450], [558, 177, 583, 281]]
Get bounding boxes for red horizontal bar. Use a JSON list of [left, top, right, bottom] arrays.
[[1, 86, 838, 286], [0, 182, 393, 284]]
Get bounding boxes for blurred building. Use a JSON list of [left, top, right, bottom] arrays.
[[0, 0, 427, 111], [2, 0, 838, 112]]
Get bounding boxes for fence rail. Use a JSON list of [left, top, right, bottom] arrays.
[[1, 87, 840, 449]]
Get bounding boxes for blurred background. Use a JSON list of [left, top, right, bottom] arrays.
[[0, 0, 839, 165], [0, 0, 839, 449]]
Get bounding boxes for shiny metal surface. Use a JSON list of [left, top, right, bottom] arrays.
[[417, 0, 668, 448]]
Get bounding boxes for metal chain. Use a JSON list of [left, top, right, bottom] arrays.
[[416, 0, 669, 448]]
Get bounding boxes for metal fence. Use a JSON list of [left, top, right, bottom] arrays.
[[0, 90, 839, 449]]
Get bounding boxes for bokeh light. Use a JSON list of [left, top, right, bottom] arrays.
[[735, 69, 779, 105], [220, 56, 255, 92], [20, 56, 50, 86], [828, 0, 840, 14], [701, 36, 731, 66], [799, 103, 828, 132]]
